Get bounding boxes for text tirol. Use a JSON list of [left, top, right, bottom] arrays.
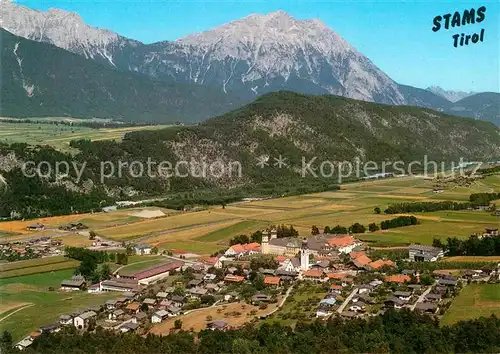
[[432, 6, 486, 47]]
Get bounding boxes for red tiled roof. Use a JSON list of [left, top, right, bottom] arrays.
[[370, 259, 395, 269], [126, 302, 140, 311], [264, 276, 281, 285], [327, 272, 347, 279], [302, 269, 323, 278], [384, 274, 411, 283], [349, 251, 366, 259], [327, 235, 356, 247], [224, 275, 245, 282], [230, 243, 261, 254], [275, 255, 287, 263], [353, 254, 372, 266], [330, 284, 343, 290], [202, 257, 219, 265], [133, 262, 184, 280]]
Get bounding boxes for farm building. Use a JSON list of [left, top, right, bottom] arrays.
[[408, 244, 444, 262], [119, 262, 184, 285]]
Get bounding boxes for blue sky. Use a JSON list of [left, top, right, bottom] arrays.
[[15, 0, 500, 92]]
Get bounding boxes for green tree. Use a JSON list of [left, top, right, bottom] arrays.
[[174, 319, 182, 329], [374, 206, 381, 214], [311, 225, 320, 235], [368, 223, 380, 232]]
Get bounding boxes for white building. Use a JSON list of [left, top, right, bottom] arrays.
[[74, 311, 97, 329], [151, 310, 169, 323]]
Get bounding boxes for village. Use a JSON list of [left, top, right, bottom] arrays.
[[13, 226, 500, 351]]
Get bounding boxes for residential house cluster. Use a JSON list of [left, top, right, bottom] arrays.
[[0, 237, 62, 261]]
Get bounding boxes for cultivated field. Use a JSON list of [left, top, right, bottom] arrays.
[[441, 283, 500, 325], [0, 269, 117, 341], [0, 256, 80, 279], [0, 122, 171, 152], [64, 174, 500, 252]]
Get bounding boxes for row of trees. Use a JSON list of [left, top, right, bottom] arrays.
[[433, 234, 500, 257], [384, 200, 472, 214], [469, 192, 500, 206], [5, 310, 499, 353], [380, 215, 418, 230], [315, 224, 366, 234], [384, 192, 498, 215]]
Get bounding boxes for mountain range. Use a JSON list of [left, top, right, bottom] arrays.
[[1, 2, 498, 125]]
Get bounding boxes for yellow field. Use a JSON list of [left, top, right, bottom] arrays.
[[147, 219, 243, 246], [97, 211, 238, 239], [0, 302, 30, 317]]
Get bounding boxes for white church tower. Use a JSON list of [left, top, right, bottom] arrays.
[[300, 238, 310, 271]]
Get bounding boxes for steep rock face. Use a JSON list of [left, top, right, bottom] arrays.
[[0, 0, 139, 66], [130, 11, 406, 104]]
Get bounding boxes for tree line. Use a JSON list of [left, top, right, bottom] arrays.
[[2, 310, 499, 353], [384, 192, 499, 214], [65, 247, 127, 282], [433, 234, 500, 257]]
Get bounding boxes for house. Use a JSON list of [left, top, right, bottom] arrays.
[[159, 299, 171, 309], [142, 298, 157, 307], [340, 311, 358, 318], [384, 297, 406, 309], [264, 276, 281, 287], [224, 275, 245, 283], [170, 295, 185, 307], [393, 291, 412, 301], [330, 284, 343, 293], [119, 322, 140, 333], [156, 291, 169, 299], [316, 304, 332, 318], [15, 338, 34, 351], [369, 259, 395, 270], [207, 320, 228, 331], [402, 269, 417, 276], [59, 314, 73, 326], [151, 310, 169, 323], [167, 305, 182, 317], [39, 323, 61, 334], [302, 269, 326, 282], [205, 283, 220, 292], [60, 275, 86, 291], [415, 302, 439, 314], [74, 311, 97, 329], [134, 243, 152, 255], [188, 287, 208, 299], [125, 302, 140, 314], [349, 301, 366, 312], [311, 260, 331, 271], [132, 312, 148, 324], [369, 279, 383, 288], [224, 243, 261, 258], [327, 235, 360, 254], [327, 272, 347, 281], [202, 257, 223, 269], [358, 284, 373, 294], [251, 293, 271, 304], [409, 244, 444, 262], [105, 300, 119, 311], [109, 309, 125, 320], [352, 254, 372, 269], [384, 274, 411, 284], [407, 284, 422, 292], [437, 278, 458, 287]]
